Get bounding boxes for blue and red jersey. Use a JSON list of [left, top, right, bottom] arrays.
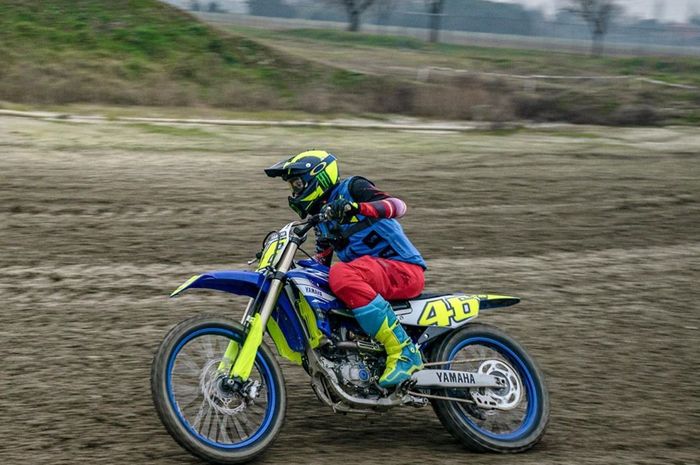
[[314, 177, 426, 269]]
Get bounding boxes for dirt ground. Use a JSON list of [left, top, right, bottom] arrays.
[[1, 116, 698, 464]]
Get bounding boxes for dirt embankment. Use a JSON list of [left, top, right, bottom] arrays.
[[1, 117, 698, 464]]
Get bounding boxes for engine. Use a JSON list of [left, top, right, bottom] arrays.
[[317, 326, 385, 396], [309, 313, 389, 397], [336, 353, 373, 389]]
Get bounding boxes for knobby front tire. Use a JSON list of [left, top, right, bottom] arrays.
[[151, 315, 286, 464], [429, 323, 549, 453]]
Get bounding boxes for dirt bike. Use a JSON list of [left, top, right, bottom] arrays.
[[151, 213, 550, 464]]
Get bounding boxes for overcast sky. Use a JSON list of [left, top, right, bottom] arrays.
[[492, 0, 700, 21]]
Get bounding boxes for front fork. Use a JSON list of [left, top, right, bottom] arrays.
[[217, 238, 301, 381]]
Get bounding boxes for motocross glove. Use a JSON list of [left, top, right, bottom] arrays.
[[323, 198, 359, 223]]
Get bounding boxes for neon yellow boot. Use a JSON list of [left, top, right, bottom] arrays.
[[353, 295, 424, 388]]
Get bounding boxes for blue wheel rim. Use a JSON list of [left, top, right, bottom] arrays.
[[448, 336, 539, 441], [166, 327, 277, 450]]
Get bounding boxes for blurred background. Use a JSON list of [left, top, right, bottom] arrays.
[[1, 0, 700, 123], [187, 0, 700, 52], [0, 1, 698, 464]]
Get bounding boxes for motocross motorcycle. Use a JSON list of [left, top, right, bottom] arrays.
[[151, 213, 549, 464]]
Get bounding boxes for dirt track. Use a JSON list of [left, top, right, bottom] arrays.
[[1, 116, 699, 464]]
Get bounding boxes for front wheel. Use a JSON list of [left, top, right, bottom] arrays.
[[151, 315, 286, 464], [429, 323, 549, 453]]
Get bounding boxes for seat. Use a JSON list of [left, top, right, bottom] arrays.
[[328, 293, 448, 317], [389, 292, 449, 310]]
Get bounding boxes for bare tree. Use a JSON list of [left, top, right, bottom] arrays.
[[567, 0, 621, 56], [425, 0, 446, 43], [374, 0, 398, 26], [329, 0, 377, 32]]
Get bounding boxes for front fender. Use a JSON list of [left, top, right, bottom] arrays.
[[170, 270, 308, 356], [170, 270, 266, 298]]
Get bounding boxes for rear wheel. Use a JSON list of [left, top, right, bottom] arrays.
[[151, 315, 286, 464], [429, 323, 549, 453]]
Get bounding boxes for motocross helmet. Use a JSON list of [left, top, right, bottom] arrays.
[[265, 150, 339, 218]]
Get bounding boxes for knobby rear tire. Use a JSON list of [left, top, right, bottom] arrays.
[[429, 323, 549, 453], [151, 315, 286, 464]]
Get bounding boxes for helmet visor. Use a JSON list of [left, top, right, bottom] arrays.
[[288, 177, 306, 197]]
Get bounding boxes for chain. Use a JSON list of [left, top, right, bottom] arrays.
[[407, 390, 475, 404], [421, 358, 486, 367]]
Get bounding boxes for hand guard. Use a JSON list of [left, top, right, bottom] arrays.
[[322, 198, 359, 223]]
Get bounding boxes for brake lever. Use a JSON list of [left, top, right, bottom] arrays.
[[293, 213, 324, 237], [247, 251, 262, 265]]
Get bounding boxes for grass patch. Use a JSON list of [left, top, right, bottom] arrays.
[[0, 1, 387, 110], [2, 2, 697, 125], [530, 129, 603, 139], [263, 27, 700, 87], [469, 127, 522, 136], [279, 28, 426, 50], [551, 131, 601, 139], [128, 123, 215, 137]]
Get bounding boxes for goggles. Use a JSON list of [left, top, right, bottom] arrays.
[[288, 177, 306, 197]]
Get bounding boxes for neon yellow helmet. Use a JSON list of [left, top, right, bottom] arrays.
[[265, 150, 339, 218]]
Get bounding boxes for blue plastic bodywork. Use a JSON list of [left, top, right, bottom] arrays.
[[173, 270, 266, 298], [171, 270, 307, 352], [286, 263, 344, 337], [170, 264, 519, 354]]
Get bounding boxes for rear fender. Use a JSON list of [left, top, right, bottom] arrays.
[[478, 294, 521, 310], [409, 294, 521, 349]]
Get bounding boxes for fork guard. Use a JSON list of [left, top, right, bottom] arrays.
[[411, 369, 505, 389]]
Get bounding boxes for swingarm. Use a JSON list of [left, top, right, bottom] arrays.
[[411, 370, 505, 389]]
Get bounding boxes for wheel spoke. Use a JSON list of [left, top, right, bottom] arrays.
[[218, 413, 232, 443], [451, 343, 528, 436], [246, 402, 265, 415], [174, 383, 200, 399], [202, 405, 214, 438], [168, 331, 273, 447], [232, 415, 248, 440], [175, 352, 201, 375], [200, 335, 215, 360], [191, 397, 209, 431]]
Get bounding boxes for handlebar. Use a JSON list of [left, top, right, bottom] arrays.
[[293, 212, 324, 237]]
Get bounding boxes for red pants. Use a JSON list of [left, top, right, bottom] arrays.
[[329, 256, 425, 309]]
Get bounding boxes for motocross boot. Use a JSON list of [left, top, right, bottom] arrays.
[[353, 294, 424, 388]]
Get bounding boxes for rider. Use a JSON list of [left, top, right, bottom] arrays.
[[265, 150, 426, 388]]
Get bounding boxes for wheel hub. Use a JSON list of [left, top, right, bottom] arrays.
[[199, 360, 260, 416], [470, 359, 523, 410]]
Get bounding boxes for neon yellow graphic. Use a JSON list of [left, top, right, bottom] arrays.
[[376, 318, 403, 380], [309, 161, 327, 175], [323, 159, 338, 184], [447, 296, 479, 322], [217, 340, 240, 373], [231, 314, 264, 380], [300, 185, 325, 202], [478, 294, 519, 301], [418, 299, 453, 326], [266, 317, 302, 365], [417, 296, 480, 326], [284, 150, 326, 168], [257, 236, 287, 271], [297, 297, 324, 349], [170, 274, 201, 297], [374, 318, 422, 385], [476, 294, 520, 308]]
